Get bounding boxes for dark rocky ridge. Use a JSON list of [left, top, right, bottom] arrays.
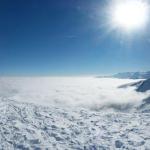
[[136, 78, 150, 92]]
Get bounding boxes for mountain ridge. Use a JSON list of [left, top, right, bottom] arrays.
[[113, 71, 150, 79]]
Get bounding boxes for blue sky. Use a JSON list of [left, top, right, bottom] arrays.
[[0, 0, 150, 76]]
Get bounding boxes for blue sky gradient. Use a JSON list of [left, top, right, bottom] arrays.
[[0, 0, 150, 75]]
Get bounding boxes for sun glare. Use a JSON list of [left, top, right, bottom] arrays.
[[109, 0, 150, 32]]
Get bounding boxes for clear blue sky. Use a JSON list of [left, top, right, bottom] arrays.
[[0, 0, 150, 76]]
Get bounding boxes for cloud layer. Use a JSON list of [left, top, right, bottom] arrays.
[[0, 77, 149, 110]]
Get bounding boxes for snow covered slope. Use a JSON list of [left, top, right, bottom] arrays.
[[0, 77, 150, 149], [0, 98, 150, 149]]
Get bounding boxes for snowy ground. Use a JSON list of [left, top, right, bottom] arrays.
[[0, 77, 150, 149]]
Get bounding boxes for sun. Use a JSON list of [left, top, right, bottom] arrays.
[[109, 0, 150, 32]]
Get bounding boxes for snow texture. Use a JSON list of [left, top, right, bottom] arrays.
[[0, 77, 150, 149]]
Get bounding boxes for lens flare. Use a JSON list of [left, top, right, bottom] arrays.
[[109, 0, 150, 32]]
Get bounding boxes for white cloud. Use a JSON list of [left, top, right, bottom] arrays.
[[0, 77, 149, 110]]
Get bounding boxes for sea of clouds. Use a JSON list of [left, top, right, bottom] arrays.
[[0, 77, 149, 110]]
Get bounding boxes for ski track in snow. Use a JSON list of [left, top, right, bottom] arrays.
[[0, 77, 150, 149]]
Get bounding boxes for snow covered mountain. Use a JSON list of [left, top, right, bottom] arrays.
[[113, 71, 150, 79]]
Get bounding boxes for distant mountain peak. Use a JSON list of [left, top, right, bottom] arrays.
[[113, 71, 150, 79]]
